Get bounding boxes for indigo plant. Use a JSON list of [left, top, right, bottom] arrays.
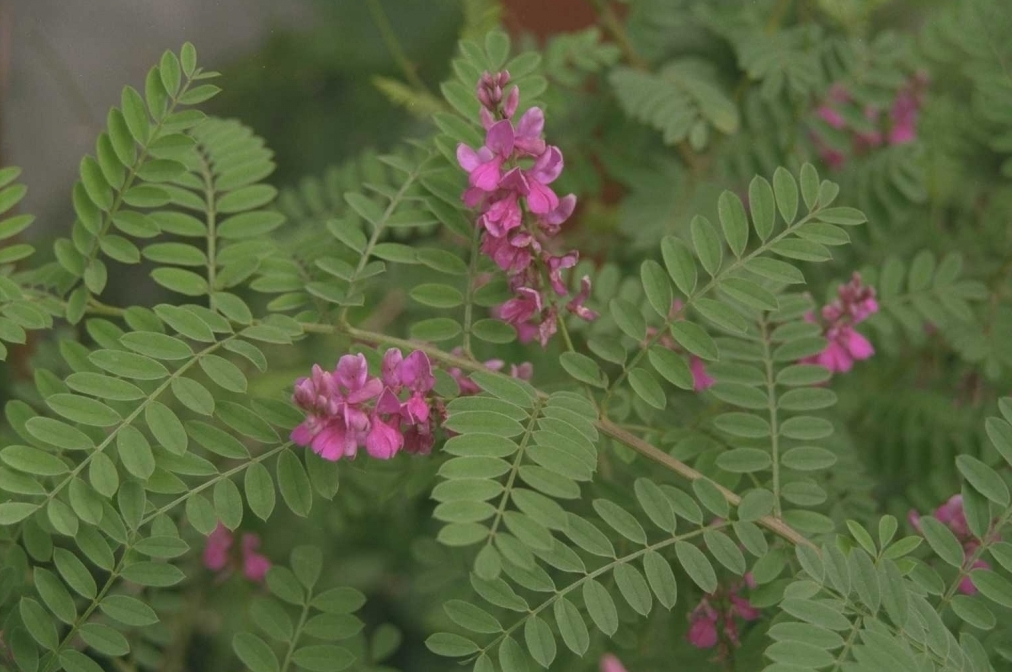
[[2, 1, 1012, 671]]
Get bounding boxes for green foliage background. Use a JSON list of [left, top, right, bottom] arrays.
[[1, 0, 1012, 671]]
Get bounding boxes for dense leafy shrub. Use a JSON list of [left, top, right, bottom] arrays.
[[2, 1, 1012, 671]]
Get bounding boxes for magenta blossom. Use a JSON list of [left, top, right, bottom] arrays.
[[811, 73, 927, 169], [802, 273, 878, 375], [291, 350, 439, 461], [600, 654, 629, 672], [686, 572, 760, 655], [203, 524, 271, 583], [909, 494, 992, 595], [456, 70, 596, 347]]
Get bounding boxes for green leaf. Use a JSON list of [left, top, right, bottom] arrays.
[[628, 368, 666, 409], [146, 401, 187, 455], [121, 86, 150, 143], [524, 616, 557, 668], [661, 235, 697, 296], [771, 238, 831, 262], [749, 175, 776, 240], [233, 632, 280, 672], [717, 190, 749, 257], [277, 451, 312, 517], [554, 597, 589, 655], [648, 347, 693, 390], [675, 540, 717, 592], [498, 636, 529, 672], [781, 446, 837, 471], [444, 600, 502, 634], [80, 622, 130, 657], [47, 393, 120, 427], [90, 349, 168, 380], [641, 260, 673, 317], [720, 278, 779, 311], [410, 283, 464, 308], [199, 354, 248, 393], [716, 448, 772, 473], [694, 298, 749, 333], [691, 215, 722, 276], [121, 561, 185, 587], [950, 594, 995, 630], [714, 412, 770, 438], [799, 163, 820, 210], [54, 548, 98, 597], [583, 579, 619, 635], [426, 633, 478, 658], [593, 499, 647, 544], [781, 598, 851, 631], [559, 352, 605, 387], [668, 321, 718, 360], [34, 567, 77, 624], [773, 167, 799, 224], [245, 462, 276, 521], [704, 529, 746, 574], [956, 455, 1010, 506], [609, 298, 646, 340], [614, 563, 652, 616], [744, 257, 805, 284], [634, 478, 677, 533], [1, 445, 68, 476], [100, 595, 159, 626], [151, 268, 208, 296], [410, 317, 461, 342], [134, 535, 189, 559]]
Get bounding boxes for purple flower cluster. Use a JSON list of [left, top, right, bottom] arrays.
[[291, 350, 437, 461], [813, 72, 928, 169], [909, 494, 991, 595], [802, 273, 879, 374], [686, 573, 760, 653], [457, 71, 598, 346]]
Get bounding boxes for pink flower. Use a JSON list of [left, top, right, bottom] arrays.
[[495, 286, 543, 326], [687, 606, 720, 649], [203, 523, 233, 572], [292, 350, 439, 463], [600, 654, 628, 672], [908, 494, 994, 595], [690, 356, 714, 391], [547, 252, 579, 296], [241, 533, 272, 582], [456, 72, 595, 348], [203, 524, 271, 583], [566, 275, 599, 321], [802, 274, 878, 375]]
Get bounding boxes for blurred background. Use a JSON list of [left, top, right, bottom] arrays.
[[0, 0, 603, 236]]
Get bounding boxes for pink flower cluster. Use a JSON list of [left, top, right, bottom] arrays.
[[686, 574, 760, 653], [647, 300, 714, 391], [813, 72, 928, 169], [802, 273, 878, 374], [203, 524, 271, 583], [447, 347, 533, 395], [457, 71, 597, 346], [600, 654, 629, 672], [291, 350, 437, 460], [908, 494, 990, 595]]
